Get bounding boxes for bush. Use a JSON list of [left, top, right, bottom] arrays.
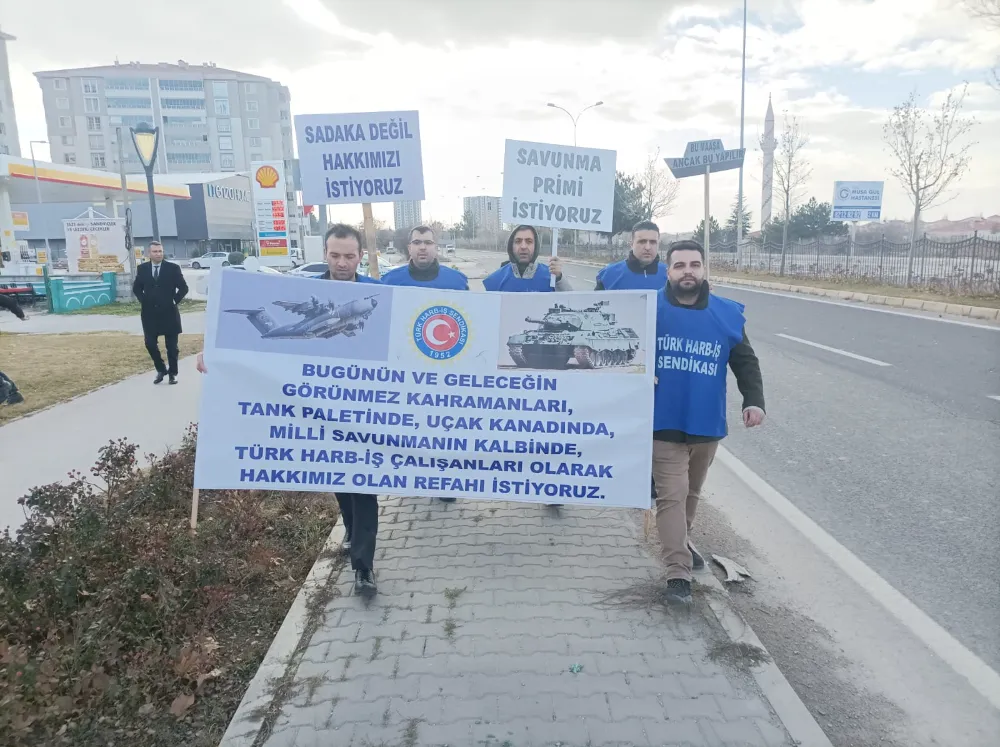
[[226, 252, 245, 266], [0, 426, 338, 746]]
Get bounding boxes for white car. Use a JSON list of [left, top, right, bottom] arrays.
[[189, 251, 233, 270], [445, 244, 456, 255], [232, 265, 282, 275], [286, 261, 329, 277], [361, 256, 395, 278]]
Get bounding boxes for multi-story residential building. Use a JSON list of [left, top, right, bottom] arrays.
[[463, 195, 503, 236], [393, 199, 423, 232], [33, 60, 302, 248], [0, 29, 21, 156]]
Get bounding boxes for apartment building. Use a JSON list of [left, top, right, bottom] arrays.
[[34, 60, 302, 247], [393, 199, 423, 232], [0, 29, 21, 156], [462, 195, 503, 236]]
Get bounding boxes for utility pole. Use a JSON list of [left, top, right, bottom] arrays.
[[736, 0, 748, 268]]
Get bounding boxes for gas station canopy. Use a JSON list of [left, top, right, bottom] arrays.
[[0, 155, 190, 204]]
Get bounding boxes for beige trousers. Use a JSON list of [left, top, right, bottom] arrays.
[[652, 440, 719, 581]]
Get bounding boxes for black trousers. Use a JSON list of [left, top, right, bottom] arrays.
[[335, 492, 378, 572], [144, 332, 179, 375]]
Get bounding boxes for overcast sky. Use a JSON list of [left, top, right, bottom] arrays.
[[5, 0, 999, 231]]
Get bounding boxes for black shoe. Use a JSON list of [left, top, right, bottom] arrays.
[[5, 391, 24, 406], [665, 579, 692, 605], [168, 375, 177, 385], [154, 372, 166, 384], [355, 569, 377, 597], [439, 496, 457, 503], [689, 542, 705, 571]]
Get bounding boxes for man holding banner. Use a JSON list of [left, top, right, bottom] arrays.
[[595, 220, 667, 291], [482, 225, 570, 292], [381, 226, 469, 291], [653, 239, 765, 605]]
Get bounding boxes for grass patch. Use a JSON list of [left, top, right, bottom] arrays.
[[708, 640, 771, 669], [0, 332, 203, 423], [0, 428, 338, 746], [715, 269, 1000, 309], [443, 587, 466, 610], [66, 298, 207, 316]]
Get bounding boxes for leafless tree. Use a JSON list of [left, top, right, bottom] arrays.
[[883, 86, 977, 285], [963, 0, 1000, 89], [634, 149, 680, 222], [766, 114, 811, 275]]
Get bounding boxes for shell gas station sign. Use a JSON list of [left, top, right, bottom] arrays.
[[251, 161, 290, 266]]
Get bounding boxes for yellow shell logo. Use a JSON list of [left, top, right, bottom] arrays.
[[255, 165, 280, 189]]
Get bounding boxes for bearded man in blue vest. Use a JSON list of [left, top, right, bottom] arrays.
[[483, 224, 570, 292], [484, 225, 571, 509], [595, 220, 666, 291], [381, 225, 469, 290], [653, 239, 766, 605], [382, 225, 466, 503]]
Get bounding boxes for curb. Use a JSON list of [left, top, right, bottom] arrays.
[[709, 276, 1000, 321], [217, 522, 345, 747], [697, 569, 835, 747]]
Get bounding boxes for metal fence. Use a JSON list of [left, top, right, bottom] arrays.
[[506, 232, 1000, 297]]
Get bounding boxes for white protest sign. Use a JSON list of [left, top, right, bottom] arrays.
[[294, 110, 425, 205], [63, 217, 127, 274], [194, 271, 654, 508], [501, 139, 616, 232]]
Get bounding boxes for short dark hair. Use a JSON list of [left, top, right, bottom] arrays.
[[324, 223, 362, 252], [665, 239, 705, 264], [631, 220, 659, 239], [408, 225, 435, 242], [149, 240, 162, 248]]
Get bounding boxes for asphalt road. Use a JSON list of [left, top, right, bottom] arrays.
[[466, 248, 1000, 671]]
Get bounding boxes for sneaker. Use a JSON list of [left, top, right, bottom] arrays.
[[439, 496, 457, 503], [689, 542, 705, 571], [154, 372, 166, 384], [664, 578, 692, 605], [355, 569, 377, 597], [5, 391, 24, 406]]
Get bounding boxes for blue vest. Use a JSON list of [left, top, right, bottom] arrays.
[[355, 273, 382, 284], [483, 262, 553, 292], [653, 292, 746, 438], [597, 259, 667, 290], [380, 264, 468, 290]]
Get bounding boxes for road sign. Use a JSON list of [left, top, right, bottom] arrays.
[[831, 181, 883, 222], [665, 138, 745, 179]]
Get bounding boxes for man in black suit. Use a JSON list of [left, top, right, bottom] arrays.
[[132, 240, 188, 384]]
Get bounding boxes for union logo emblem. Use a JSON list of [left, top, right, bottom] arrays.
[[413, 305, 468, 360], [255, 165, 280, 189]]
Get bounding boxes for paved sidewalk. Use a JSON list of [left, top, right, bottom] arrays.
[[227, 497, 798, 747], [0, 309, 205, 335]]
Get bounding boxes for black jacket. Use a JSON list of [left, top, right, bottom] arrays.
[[0, 294, 26, 320], [654, 281, 766, 444], [133, 260, 188, 336]]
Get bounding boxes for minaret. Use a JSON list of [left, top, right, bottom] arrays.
[[760, 95, 776, 228]]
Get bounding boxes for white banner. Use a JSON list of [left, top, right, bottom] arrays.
[[63, 217, 127, 274], [294, 110, 425, 205], [250, 161, 290, 267], [501, 139, 616, 232], [194, 270, 654, 508]]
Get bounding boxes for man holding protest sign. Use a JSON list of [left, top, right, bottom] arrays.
[[483, 224, 571, 292], [653, 239, 765, 605], [380, 226, 469, 290], [196, 223, 383, 596]]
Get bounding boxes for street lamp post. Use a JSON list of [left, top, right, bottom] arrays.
[[546, 101, 604, 147], [130, 122, 161, 242], [28, 140, 53, 269], [736, 0, 748, 267]]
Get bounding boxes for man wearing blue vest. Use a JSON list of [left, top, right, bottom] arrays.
[[484, 225, 570, 508], [653, 239, 765, 605], [595, 220, 666, 509], [482, 224, 570, 292], [382, 225, 466, 503], [595, 220, 666, 292], [380, 225, 469, 290]]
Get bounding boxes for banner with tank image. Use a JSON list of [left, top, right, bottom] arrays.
[[215, 270, 392, 361], [195, 272, 655, 508], [496, 291, 650, 373]]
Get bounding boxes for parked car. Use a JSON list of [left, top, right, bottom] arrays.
[[189, 251, 232, 270], [444, 244, 456, 255], [232, 265, 282, 275], [360, 256, 395, 278], [286, 261, 329, 277]]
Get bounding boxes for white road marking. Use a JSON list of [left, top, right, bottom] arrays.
[[775, 333, 892, 367], [988, 395, 1000, 402], [713, 283, 1000, 331], [717, 446, 1000, 711]]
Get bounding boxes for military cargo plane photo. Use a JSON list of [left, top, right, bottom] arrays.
[[225, 293, 380, 339]]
